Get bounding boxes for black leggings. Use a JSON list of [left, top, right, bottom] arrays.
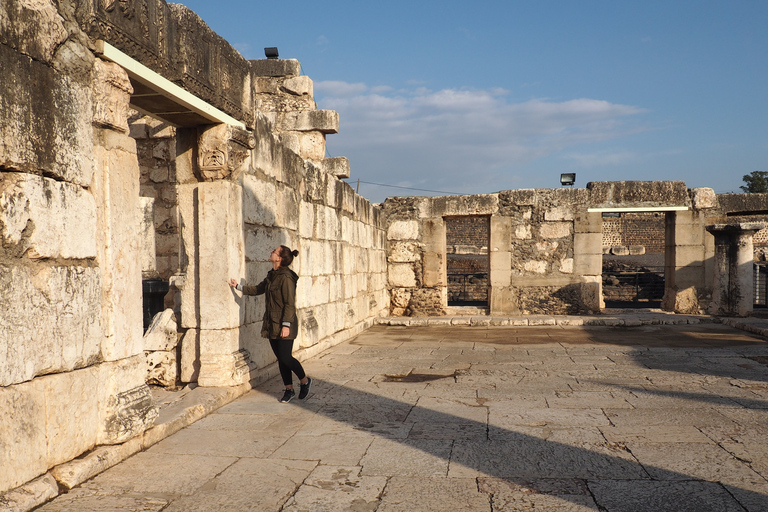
[[269, 338, 306, 386]]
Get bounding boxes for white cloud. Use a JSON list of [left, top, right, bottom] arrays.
[[316, 81, 649, 201]]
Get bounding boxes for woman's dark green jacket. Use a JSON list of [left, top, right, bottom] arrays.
[[241, 266, 299, 340]]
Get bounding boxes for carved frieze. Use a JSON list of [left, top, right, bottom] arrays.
[[92, 59, 133, 133], [196, 124, 255, 181]]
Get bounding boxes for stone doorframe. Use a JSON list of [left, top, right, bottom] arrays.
[[101, 42, 257, 387], [587, 206, 706, 313]]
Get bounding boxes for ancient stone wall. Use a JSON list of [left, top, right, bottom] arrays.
[[602, 212, 665, 254], [0, 0, 387, 501]]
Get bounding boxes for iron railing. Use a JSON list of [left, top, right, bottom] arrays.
[[755, 263, 768, 307], [447, 272, 488, 305], [603, 266, 665, 307]]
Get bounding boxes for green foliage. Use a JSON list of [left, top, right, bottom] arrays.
[[740, 171, 768, 193]]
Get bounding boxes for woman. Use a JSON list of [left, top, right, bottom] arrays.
[[229, 245, 311, 403]]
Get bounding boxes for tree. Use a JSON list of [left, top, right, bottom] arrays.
[[740, 171, 768, 193]]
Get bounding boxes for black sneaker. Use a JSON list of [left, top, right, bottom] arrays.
[[280, 388, 295, 403], [299, 377, 312, 399]]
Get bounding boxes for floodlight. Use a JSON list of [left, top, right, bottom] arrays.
[[560, 173, 576, 187], [264, 47, 279, 59]]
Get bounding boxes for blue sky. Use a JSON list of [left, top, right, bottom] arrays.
[[172, 1, 768, 203]]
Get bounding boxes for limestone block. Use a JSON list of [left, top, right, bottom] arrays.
[[628, 245, 646, 255], [234, 323, 265, 369], [674, 245, 705, 267], [490, 268, 512, 287], [242, 174, 277, 226], [321, 156, 350, 178], [611, 246, 630, 256], [0, 43, 94, 186], [296, 131, 326, 161], [97, 355, 157, 445], [92, 138, 143, 362], [92, 59, 133, 134], [544, 206, 575, 221], [559, 258, 574, 274], [423, 252, 444, 287], [574, 232, 603, 256], [540, 221, 572, 239], [39, 367, 99, 468], [515, 224, 532, 239], [0, 265, 101, 387], [391, 288, 412, 308], [146, 350, 178, 387], [197, 181, 245, 330], [0, 379, 47, 491], [389, 241, 421, 262], [574, 211, 603, 233], [279, 110, 339, 134], [246, 227, 288, 264], [388, 220, 419, 240], [299, 202, 314, 239], [278, 132, 301, 156], [275, 185, 298, 231], [0, 173, 98, 259], [0, 0, 68, 63], [281, 76, 313, 96], [251, 58, 301, 77], [691, 187, 717, 210], [198, 329, 255, 387], [490, 286, 517, 315], [179, 329, 200, 383], [329, 274, 343, 302], [143, 309, 178, 351], [490, 249, 511, 272], [298, 308, 320, 348], [574, 253, 602, 276], [311, 275, 331, 305], [389, 263, 417, 287], [524, 260, 549, 274]]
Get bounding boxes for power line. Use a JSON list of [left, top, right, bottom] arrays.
[[356, 180, 463, 195]]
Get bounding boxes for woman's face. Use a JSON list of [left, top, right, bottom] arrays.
[[269, 246, 282, 265]]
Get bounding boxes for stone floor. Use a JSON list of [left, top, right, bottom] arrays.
[[37, 322, 768, 511]]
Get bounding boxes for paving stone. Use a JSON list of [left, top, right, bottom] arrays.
[[281, 466, 387, 512], [588, 480, 747, 512], [490, 407, 611, 428], [604, 407, 736, 428], [35, 490, 169, 512], [269, 431, 375, 465], [162, 458, 316, 512], [406, 396, 488, 424], [361, 438, 452, 477], [449, 437, 647, 480], [378, 477, 490, 512], [147, 427, 293, 458], [78, 452, 238, 495], [600, 425, 715, 444], [546, 391, 633, 409]]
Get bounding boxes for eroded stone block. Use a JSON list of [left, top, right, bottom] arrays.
[[146, 350, 178, 387], [389, 263, 417, 287], [0, 379, 46, 491], [0, 265, 101, 387], [0, 173, 98, 259]]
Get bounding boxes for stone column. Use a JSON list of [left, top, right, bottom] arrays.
[[489, 216, 516, 314], [706, 222, 766, 317], [189, 125, 257, 387], [662, 210, 707, 313], [91, 58, 158, 445]]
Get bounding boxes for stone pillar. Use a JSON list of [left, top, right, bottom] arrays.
[[706, 223, 766, 317], [489, 216, 516, 314], [91, 58, 158, 445], [573, 211, 603, 311], [662, 210, 707, 313]]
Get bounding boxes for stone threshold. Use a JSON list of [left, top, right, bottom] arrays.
[[377, 313, 768, 336]]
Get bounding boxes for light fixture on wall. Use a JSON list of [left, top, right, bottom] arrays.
[[560, 173, 576, 187], [264, 47, 279, 59]]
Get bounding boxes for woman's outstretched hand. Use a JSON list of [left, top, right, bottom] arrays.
[[228, 278, 238, 287]]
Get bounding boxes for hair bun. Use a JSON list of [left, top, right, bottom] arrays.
[[292, 250, 299, 257]]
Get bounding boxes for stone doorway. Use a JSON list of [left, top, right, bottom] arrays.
[[600, 211, 667, 309], [446, 216, 490, 307]]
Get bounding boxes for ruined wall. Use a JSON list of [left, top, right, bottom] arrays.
[[0, 0, 387, 500], [0, 1, 156, 494], [383, 189, 600, 316], [602, 212, 665, 254], [383, 182, 728, 317]]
